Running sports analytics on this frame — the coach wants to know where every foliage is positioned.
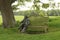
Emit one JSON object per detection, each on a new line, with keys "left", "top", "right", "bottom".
{"left": 42, "top": 4, "right": 49, "bottom": 8}
{"left": 14, "top": 0, "right": 41, "bottom": 13}
{"left": 39, "top": 10, "right": 47, "bottom": 16}
{"left": 13, "top": 10, "right": 48, "bottom": 17}
{"left": 32, "top": 0, "right": 40, "bottom": 14}
{"left": 12, "top": 0, "right": 31, "bottom": 10}
{"left": 13, "top": 10, "right": 32, "bottom": 16}
{"left": 47, "top": 9, "right": 60, "bottom": 16}
{"left": 12, "top": 4, "right": 19, "bottom": 10}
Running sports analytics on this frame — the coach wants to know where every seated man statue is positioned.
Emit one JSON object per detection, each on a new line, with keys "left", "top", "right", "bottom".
{"left": 18, "top": 15, "right": 30, "bottom": 33}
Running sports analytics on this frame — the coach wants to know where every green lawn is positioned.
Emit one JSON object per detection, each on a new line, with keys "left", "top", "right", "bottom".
{"left": 0, "top": 16, "right": 60, "bottom": 40}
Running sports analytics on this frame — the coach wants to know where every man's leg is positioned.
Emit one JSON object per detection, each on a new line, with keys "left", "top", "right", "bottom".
{"left": 21, "top": 25, "right": 27, "bottom": 33}
{"left": 18, "top": 24, "right": 24, "bottom": 31}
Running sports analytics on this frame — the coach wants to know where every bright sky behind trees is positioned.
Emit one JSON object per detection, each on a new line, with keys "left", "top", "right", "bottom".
{"left": 12, "top": 0, "right": 60, "bottom": 11}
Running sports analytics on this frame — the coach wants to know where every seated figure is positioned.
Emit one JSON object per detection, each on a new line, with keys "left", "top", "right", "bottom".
{"left": 18, "top": 16, "right": 30, "bottom": 32}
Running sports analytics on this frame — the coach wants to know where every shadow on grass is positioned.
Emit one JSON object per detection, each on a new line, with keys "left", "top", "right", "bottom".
{"left": 26, "top": 31, "right": 46, "bottom": 34}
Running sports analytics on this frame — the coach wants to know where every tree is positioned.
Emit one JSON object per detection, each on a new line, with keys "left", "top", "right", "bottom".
{"left": 31, "top": 0, "right": 40, "bottom": 16}
{"left": 42, "top": 4, "right": 49, "bottom": 8}
{"left": 0, "top": 0, "right": 16, "bottom": 28}
{"left": 0, "top": 0, "right": 32, "bottom": 28}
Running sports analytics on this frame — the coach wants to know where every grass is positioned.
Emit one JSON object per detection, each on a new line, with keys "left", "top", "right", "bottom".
{"left": 0, "top": 15, "right": 2, "bottom": 24}
{"left": 49, "top": 16, "right": 60, "bottom": 27}
{"left": 0, "top": 16, "right": 60, "bottom": 40}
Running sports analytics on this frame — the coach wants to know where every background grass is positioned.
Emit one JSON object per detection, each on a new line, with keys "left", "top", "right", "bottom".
{"left": 49, "top": 16, "right": 60, "bottom": 27}
{"left": 0, "top": 16, "right": 60, "bottom": 40}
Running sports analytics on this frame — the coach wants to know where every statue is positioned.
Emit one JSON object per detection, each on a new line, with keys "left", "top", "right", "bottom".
{"left": 18, "top": 16, "right": 30, "bottom": 33}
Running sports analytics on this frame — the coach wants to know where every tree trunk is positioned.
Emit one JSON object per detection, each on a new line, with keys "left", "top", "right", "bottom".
{"left": 0, "top": 0, "right": 15, "bottom": 28}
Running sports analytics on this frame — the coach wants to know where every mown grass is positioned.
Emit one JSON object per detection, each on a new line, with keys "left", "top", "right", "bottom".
{"left": 49, "top": 16, "right": 60, "bottom": 27}
{"left": 0, "top": 16, "right": 60, "bottom": 40}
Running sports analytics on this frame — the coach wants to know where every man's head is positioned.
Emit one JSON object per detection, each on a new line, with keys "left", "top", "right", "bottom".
{"left": 24, "top": 15, "right": 28, "bottom": 19}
